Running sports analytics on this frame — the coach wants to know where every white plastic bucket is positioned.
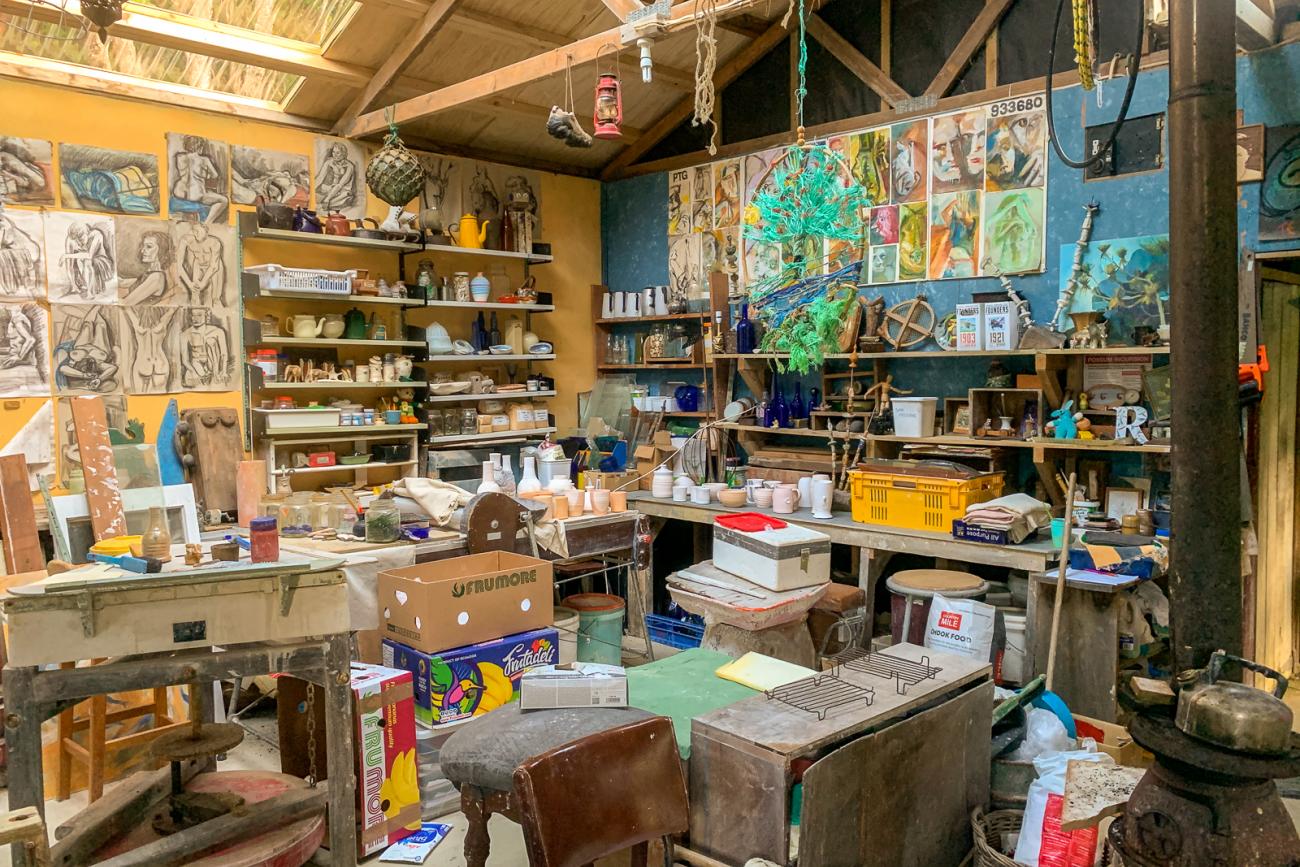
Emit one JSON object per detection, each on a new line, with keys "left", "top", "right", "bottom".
{"left": 892, "top": 397, "right": 938, "bottom": 438}
{"left": 1000, "top": 608, "right": 1027, "bottom": 685}
{"left": 554, "top": 605, "right": 580, "bottom": 665}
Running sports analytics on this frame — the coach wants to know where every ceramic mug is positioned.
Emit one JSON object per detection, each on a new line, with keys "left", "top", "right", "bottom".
{"left": 591, "top": 488, "right": 611, "bottom": 515}
{"left": 772, "top": 485, "right": 800, "bottom": 514}
{"left": 797, "top": 476, "right": 814, "bottom": 507}
{"left": 746, "top": 479, "right": 765, "bottom": 503}
{"left": 610, "top": 490, "right": 628, "bottom": 512}
{"left": 691, "top": 485, "right": 710, "bottom": 505}
{"left": 552, "top": 496, "right": 570, "bottom": 520}
{"left": 673, "top": 486, "right": 689, "bottom": 502}
{"left": 763, "top": 479, "right": 782, "bottom": 489}
{"left": 753, "top": 487, "right": 774, "bottom": 509}
{"left": 566, "top": 488, "right": 584, "bottom": 516}
{"left": 811, "top": 478, "right": 834, "bottom": 519}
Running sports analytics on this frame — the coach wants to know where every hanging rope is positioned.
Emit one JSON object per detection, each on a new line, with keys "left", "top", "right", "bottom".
{"left": 692, "top": 0, "right": 720, "bottom": 155}
{"left": 1072, "top": 0, "right": 1096, "bottom": 90}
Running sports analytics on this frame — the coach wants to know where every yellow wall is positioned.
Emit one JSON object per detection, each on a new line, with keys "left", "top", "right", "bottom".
{"left": 0, "top": 77, "right": 599, "bottom": 483}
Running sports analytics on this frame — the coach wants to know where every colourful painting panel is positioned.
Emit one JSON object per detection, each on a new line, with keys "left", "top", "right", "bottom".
{"left": 850, "top": 128, "right": 891, "bottom": 206}
{"left": 928, "top": 191, "right": 981, "bottom": 279}
{"left": 982, "top": 188, "right": 1045, "bottom": 275}
{"left": 985, "top": 112, "right": 1047, "bottom": 191}
{"left": 890, "top": 120, "right": 928, "bottom": 204}
{"left": 898, "top": 202, "right": 928, "bottom": 281}
{"left": 931, "top": 111, "right": 986, "bottom": 194}
{"left": 1058, "top": 235, "right": 1170, "bottom": 342}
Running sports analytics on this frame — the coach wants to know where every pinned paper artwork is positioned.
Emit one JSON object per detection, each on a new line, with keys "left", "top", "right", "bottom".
{"left": 1060, "top": 234, "right": 1170, "bottom": 341}
{"left": 869, "top": 245, "right": 898, "bottom": 285}
{"left": 116, "top": 217, "right": 177, "bottom": 305}
{"left": 51, "top": 304, "right": 121, "bottom": 395}
{"left": 172, "top": 220, "right": 234, "bottom": 308}
{"left": 121, "top": 305, "right": 181, "bottom": 395}
{"left": 982, "top": 188, "right": 1045, "bottom": 274}
{"left": 313, "top": 137, "right": 366, "bottom": 220}
{"left": 0, "top": 302, "right": 49, "bottom": 397}
{"left": 1260, "top": 126, "right": 1300, "bottom": 240}
{"left": 744, "top": 240, "right": 781, "bottom": 291}
{"left": 931, "top": 110, "right": 986, "bottom": 194}
{"left": 1, "top": 137, "right": 55, "bottom": 205}
{"left": 46, "top": 211, "right": 117, "bottom": 304}
{"left": 890, "top": 120, "right": 928, "bottom": 204}
{"left": 668, "top": 233, "right": 698, "bottom": 301}
{"left": 180, "top": 306, "right": 236, "bottom": 391}
{"left": 667, "top": 168, "right": 690, "bottom": 236}
{"left": 929, "top": 191, "right": 981, "bottom": 279}
{"left": 868, "top": 205, "right": 899, "bottom": 246}
{"left": 0, "top": 207, "right": 44, "bottom": 299}
{"left": 985, "top": 112, "right": 1047, "bottom": 190}
{"left": 166, "top": 133, "right": 230, "bottom": 223}
{"left": 230, "top": 146, "right": 309, "bottom": 207}
{"left": 1237, "top": 125, "right": 1264, "bottom": 183}
{"left": 897, "top": 202, "right": 928, "bottom": 281}
{"left": 60, "top": 144, "right": 160, "bottom": 215}
{"left": 713, "top": 160, "right": 741, "bottom": 229}
{"left": 703, "top": 227, "right": 741, "bottom": 294}
{"left": 850, "top": 128, "right": 891, "bottom": 205}
{"left": 690, "top": 164, "right": 712, "bottom": 232}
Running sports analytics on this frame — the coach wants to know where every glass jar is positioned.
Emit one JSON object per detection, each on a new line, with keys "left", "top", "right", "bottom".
{"left": 461, "top": 408, "right": 478, "bottom": 434}
{"left": 415, "top": 259, "right": 437, "bottom": 298}
{"left": 427, "top": 411, "right": 444, "bottom": 437}
{"left": 249, "top": 516, "right": 279, "bottom": 563}
{"left": 279, "top": 494, "right": 313, "bottom": 537}
{"left": 365, "top": 497, "right": 402, "bottom": 544}
{"left": 442, "top": 408, "right": 461, "bottom": 436}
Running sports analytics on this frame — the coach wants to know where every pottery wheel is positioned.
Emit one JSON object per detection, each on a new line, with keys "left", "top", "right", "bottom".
{"left": 150, "top": 722, "right": 245, "bottom": 763}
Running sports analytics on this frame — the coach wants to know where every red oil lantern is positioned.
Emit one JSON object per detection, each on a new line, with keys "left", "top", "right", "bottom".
{"left": 593, "top": 72, "right": 623, "bottom": 140}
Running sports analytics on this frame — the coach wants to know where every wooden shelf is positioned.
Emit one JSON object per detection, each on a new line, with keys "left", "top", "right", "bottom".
{"left": 290, "top": 460, "right": 416, "bottom": 475}
{"left": 662, "top": 410, "right": 710, "bottom": 417}
{"left": 430, "top": 354, "right": 554, "bottom": 363}
{"left": 421, "top": 242, "right": 553, "bottom": 265}
{"left": 428, "top": 427, "right": 556, "bottom": 446}
{"left": 256, "top": 380, "right": 428, "bottom": 390}
{"left": 238, "top": 212, "right": 422, "bottom": 252}
{"left": 595, "top": 313, "right": 707, "bottom": 325}
{"left": 717, "top": 423, "right": 1170, "bottom": 453}
{"left": 259, "top": 426, "right": 425, "bottom": 441}
{"left": 423, "top": 389, "right": 555, "bottom": 404}
{"left": 422, "top": 300, "right": 555, "bottom": 312}
{"left": 244, "top": 286, "right": 427, "bottom": 307}
{"left": 715, "top": 346, "right": 1170, "bottom": 361}
{"left": 250, "top": 335, "right": 426, "bottom": 349}
{"left": 597, "top": 362, "right": 706, "bottom": 370}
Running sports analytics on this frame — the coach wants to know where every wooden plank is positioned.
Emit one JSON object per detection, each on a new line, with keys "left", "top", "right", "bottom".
{"left": 800, "top": 681, "right": 992, "bottom": 867}
{"left": 1028, "top": 582, "right": 1121, "bottom": 720}
{"left": 69, "top": 397, "right": 127, "bottom": 543}
{"left": 1059, "top": 760, "right": 1145, "bottom": 832}
{"left": 0, "top": 455, "right": 42, "bottom": 574}
{"left": 880, "top": 0, "right": 891, "bottom": 75}
{"left": 923, "top": 0, "right": 1016, "bottom": 98}
{"left": 600, "top": 17, "right": 791, "bottom": 179}
{"left": 984, "top": 0, "right": 999, "bottom": 85}
{"left": 0, "top": 807, "right": 49, "bottom": 867}
{"left": 599, "top": 0, "right": 640, "bottom": 20}
{"left": 342, "top": 0, "right": 774, "bottom": 138}
{"left": 806, "top": 13, "right": 909, "bottom": 106}
{"left": 331, "top": 0, "right": 463, "bottom": 135}
{"left": 688, "top": 726, "right": 789, "bottom": 864}
{"left": 1237, "top": 0, "right": 1277, "bottom": 50}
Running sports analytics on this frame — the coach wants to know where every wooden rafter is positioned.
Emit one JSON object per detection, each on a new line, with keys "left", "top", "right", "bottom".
{"left": 337, "top": 0, "right": 772, "bottom": 138}
{"left": 1237, "top": 0, "right": 1277, "bottom": 49}
{"left": 599, "top": 0, "right": 642, "bottom": 20}
{"left": 923, "top": 0, "right": 1015, "bottom": 98}
{"left": 600, "top": 17, "right": 790, "bottom": 180}
{"left": 805, "top": 13, "right": 908, "bottom": 106}
{"left": 330, "top": 0, "right": 461, "bottom": 134}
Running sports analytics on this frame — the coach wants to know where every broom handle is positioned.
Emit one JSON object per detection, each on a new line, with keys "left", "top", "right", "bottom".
{"left": 1045, "top": 472, "right": 1077, "bottom": 693}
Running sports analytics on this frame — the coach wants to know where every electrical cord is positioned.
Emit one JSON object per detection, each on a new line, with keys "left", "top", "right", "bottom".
{"left": 1045, "top": 0, "right": 1146, "bottom": 170}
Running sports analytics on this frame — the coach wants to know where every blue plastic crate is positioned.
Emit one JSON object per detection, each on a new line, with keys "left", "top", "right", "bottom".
{"left": 646, "top": 614, "right": 705, "bottom": 649}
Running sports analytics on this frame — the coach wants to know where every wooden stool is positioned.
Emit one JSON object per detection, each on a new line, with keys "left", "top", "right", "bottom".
{"left": 53, "top": 662, "right": 184, "bottom": 803}
{"left": 886, "top": 569, "right": 988, "bottom": 645}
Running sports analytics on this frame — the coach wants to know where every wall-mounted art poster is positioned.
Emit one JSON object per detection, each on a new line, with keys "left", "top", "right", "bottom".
{"left": 1260, "top": 126, "right": 1300, "bottom": 240}
{"left": 1237, "top": 124, "right": 1264, "bottom": 183}
{"left": 116, "top": 216, "right": 177, "bottom": 305}
{"left": 0, "top": 302, "right": 49, "bottom": 397}
{"left": 713, "top": 159, "right": 741, "bottom": 229}
{"left": 869, "top": 245, "right": 898, "bottom": 285}
{"left": 850, "top": 128, "right": 891, "bottom": 206}
{"left": 869, "top": 205, "right": 899, "bottom": 246}
{"left": 929, "top": 191, "right": 981, "bottom": 279}
{"left": 982, "top": 188, "right": 1045, "bottom": 275}
{"left": 415, "top": 153, "right": 455, "bottom": 225}
{"left": 690, "top": 164, "right": 712, "bottom": 233}
{"left": 0, "top": 207, "right": 44, "bottom": 299}
{"left": 1060, "top": 234, "right": 1170, "bottom": 342}
{"left": 985, "top": 111, "right": 1047, "bottom": 191}
{"left": 897, "top": 201, "right": 928, "bottom": 281}
{"left": 407, "top": 153, "right": 542, "bottom": 246}
{"left": 171, "top": 220, "right": 234, "bottom": 308}
{"left": 121, "top": 305, "right": 181, "bottom": 395}
{"left": 668, "top": 233, "right": 698, "bottom": 302}
{"left": 931, "top": 110, "right": 986, "bottom": 195}
{"left": 890, "top": 120, "right": 929, "bottom": 205}
{"left": 826, "top": 238, "right": 855, "bottom": 273}
{"left": 313, "top": 137, "right": 366, "bottom": 220}
{"left": 744, "top": 241, "right": 781, "bottom": 293}
{"left": 180, "top": 306, "right": 236, "bottom": 392}
{"left": 230, "top": 146, "right": 309, "bottom": 207}
{"left": 59, "top": 144, "right": 160, "bottom": 215}
{"left": 166, "top": 133, "right": 230, "bottom": 223}
{"left": 1, "top": 136, "right": 55, "bottom": 205}
{"left": 45, "top": 211, "right": 117, "bottom": 303}
{"left": 667, "top": 167, "right": 690, "bottom": 236}
{"left": 704, "top": 227, "right": 741, "bottom": 294}
{"left": 51, "top": 304, "right": 121, "bottom": 395}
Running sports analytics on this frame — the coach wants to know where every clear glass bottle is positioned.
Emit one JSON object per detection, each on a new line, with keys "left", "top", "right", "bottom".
{"left": 365, "top": 496, "right": 402, "bottom": 543}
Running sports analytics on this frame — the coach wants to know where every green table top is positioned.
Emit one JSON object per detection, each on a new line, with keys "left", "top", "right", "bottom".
{"left": 627, "top": 647, "right": 759, "bottom": 758}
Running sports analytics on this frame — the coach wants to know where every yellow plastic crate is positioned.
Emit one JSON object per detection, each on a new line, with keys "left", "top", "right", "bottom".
{"left": 849, "top": 469, "right": 1005, "bottom": 532}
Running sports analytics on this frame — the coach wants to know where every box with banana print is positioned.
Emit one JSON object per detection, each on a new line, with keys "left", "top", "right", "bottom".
{"left": 383, "top": 627, "right": 559, "bottom": 728}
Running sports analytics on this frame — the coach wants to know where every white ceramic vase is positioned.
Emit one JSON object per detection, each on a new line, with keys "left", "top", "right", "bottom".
{"left": 518, "top": 456, "right": 543, "bottom": 496}
{"left": 478, "top": 461, "right": 502, "bottom": 494}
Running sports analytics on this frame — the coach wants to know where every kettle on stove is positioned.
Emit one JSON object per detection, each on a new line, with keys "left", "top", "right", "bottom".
{"left": 1174, "top": 649, "right": 1293, "bottom": 755}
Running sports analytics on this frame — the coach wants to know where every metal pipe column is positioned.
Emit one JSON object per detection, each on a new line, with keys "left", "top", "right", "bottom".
{"left": 1167, "top": 0, "right": 1242, "bottom": 670}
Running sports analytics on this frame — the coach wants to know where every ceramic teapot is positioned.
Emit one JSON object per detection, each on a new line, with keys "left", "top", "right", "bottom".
{"left": 324, "top": 212, "right": 351, "bottom": 236}
{"left": 321, "top": 313, "right": 346, "bottom": 339}
{"left": 293, "top": 207, "right": 322, "bottom": 234}
{"left": 283, "top": 315, "right": 324, "bottom": 338}
{"left": 343, "top": 307, "right": 368, "bottom": 340}
{"left": 447, "top": 214, "right": 489, "bottom": 249}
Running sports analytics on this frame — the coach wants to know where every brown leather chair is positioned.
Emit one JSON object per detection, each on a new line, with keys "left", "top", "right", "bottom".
{"left": 512, "top": 716, "right": 688, "bottom": 867}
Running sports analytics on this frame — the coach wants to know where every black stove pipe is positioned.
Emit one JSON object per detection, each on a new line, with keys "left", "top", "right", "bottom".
{"left": 1167, "top": 0, "right": 1243, "bottom": 670}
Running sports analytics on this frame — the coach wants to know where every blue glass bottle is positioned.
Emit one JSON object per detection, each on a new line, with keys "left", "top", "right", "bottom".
{"left": 735, "top": 302, "right": 755, "bottom": 355}
{"left": 774, "top": 384, "right": 790, "bottom": 428}
{"left": 791, "top": 381, "right": 806, "bottom": 420}
{"left": 764, "top": 378, "right": 778, "bottom": 426}
{"left": 809, "top": 387, "right": 822, "bottom": 412}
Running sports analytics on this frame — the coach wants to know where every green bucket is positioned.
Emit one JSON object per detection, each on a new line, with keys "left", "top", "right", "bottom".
{"left": 561, "top": 593, "right": 625, "bottom": 665}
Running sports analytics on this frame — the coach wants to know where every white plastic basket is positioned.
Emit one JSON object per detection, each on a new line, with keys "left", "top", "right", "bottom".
{"left": 245, "top": 264, "right": 355, "bottom": 295}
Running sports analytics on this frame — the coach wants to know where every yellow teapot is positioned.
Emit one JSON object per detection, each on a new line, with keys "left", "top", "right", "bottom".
{"left": 447, "top": 213, "right": 489, "bottom": 249}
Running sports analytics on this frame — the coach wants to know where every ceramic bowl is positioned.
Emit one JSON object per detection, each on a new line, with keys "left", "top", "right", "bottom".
{"left": 451, "top": 340, "right": 475, "bottom": 355}
{"left": 528, "top": 342, "right": 554, "bottom": 355}
{"left": 702, "top": 482, "right": 728, "bottom": 501}
{"left": 339, "top": 453, "right": 369, "bottom": 465}
{"left": 429, "top": 381, "right": 471, "bottom": 395}
{"left": 489, "top": 345, "right": 514, "bottom": 355}
{"left": 717, "top": 489, "right": 747, "bottom": 508}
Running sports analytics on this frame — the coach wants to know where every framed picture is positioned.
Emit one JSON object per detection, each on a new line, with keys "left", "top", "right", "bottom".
{"left": 946, "top": 398, "right": 972, "bottom": 435}
{"left": 1104, "top": 487, "right": 1145, "bottom": 520}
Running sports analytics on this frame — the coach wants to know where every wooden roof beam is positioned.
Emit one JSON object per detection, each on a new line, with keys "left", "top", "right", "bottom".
{"left": 1237, "top": 0, "right": 1277, "bottom": 49}
{"left": 600, "top": 16, "right": 790, "bottom": 180}
{"left": 923, "top": 0, "right": 1015, "bottom": 98}
{"left": 805, "top": 13, "right": 908, "bottom": 106}
{"left": 599, "top": 0, "right": 642, "bottom": 20}
{"left": 331, "top": 0, "right": 461, "bottom": 134}
{"left": 338, "top": 0, "right": 771, "bottom": 138}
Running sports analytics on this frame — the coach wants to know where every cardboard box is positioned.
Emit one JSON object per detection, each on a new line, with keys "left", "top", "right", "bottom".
{"left": 277, "top": 664, "right": 420, "bottom": 857}
{"left": 383, "top": 627, "right": 559, "bottom": 727}
{"left": 379, "top": 551, "right": 553, "bottom": 655}
{"left": 1074, "top": 714, "right": 1154, "bottom": 768}
{"left": 955, "top": 303, "right": 984, "bottom": 351}
{"left": 519, "top": 663, "right": 629, "bottom": 710}
{"left": 982, "top": 301, "right": 1020, "bottom": 352}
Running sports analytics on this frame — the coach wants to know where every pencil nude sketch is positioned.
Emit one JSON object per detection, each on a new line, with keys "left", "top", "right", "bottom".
{"left": 181, "top": 307, "right": 234, "bottom": 391}
{"left": 0, "top": 206, "right": 43, "bottom": 299}
{"left": 51, "top": 304, "right": 121, "bottom": 395}
{"left": 57, "top": 395, "right": 126, "bottom": 486}
{"left": 115, "top": 216, "right": 176, "bottom": 305}
{"left": 122, "top": 305, "right": 181, "bottom": 394}
{"left": 166, "top": 133, "right": 230, "bottom": 224}
{"left": 230, "top": 146, "right": 309, "bottom": 207}
{"left": 1, "top": 137, "right": 55, "bottom": 205}
{"left": 313, "top": 137, "right": 365, "bottom": 220}
{"left": 171, "top": 219, "right": 233, "bottom": 307}
{"left": 46, "top": 211, "right": 117, "bottom": 304}
{"left": 59, "top": 143, "right": 160, "bottom": 215}
{"left": 0, "top": 302, "right": 49, "bottom": 397}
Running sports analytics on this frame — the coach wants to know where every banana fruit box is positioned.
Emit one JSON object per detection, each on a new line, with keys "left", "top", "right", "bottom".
{"left": 383, "top": 627, "right": 558, "bottom": 727}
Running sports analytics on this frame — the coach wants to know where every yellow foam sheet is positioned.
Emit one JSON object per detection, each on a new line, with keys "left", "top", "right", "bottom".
{"left": 715, "top": 652, "right": 817, "bottom": 692}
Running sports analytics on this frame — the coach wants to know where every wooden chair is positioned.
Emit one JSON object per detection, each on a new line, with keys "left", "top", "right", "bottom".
{"left": 53, "top": 662, "right": 184, "bottom": 803}
{"left": 512, "top": 716, "right": 688, "bottom": 867}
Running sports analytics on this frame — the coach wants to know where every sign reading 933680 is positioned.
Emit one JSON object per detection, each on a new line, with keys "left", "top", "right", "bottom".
{"left": 988, "top": 95, "right": 1046, "bottom": 118}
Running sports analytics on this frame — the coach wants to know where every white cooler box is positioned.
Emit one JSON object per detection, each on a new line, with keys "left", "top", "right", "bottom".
{"left": 712, "top": 520, "right": 831, "bottom": 591}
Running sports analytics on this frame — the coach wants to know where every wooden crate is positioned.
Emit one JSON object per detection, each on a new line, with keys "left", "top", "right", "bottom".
{"left": 968, "top": 388, "right": 1044, "bottom": 439}
{"left": 944, "top": 398, "right": 971, "bottom": 435}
